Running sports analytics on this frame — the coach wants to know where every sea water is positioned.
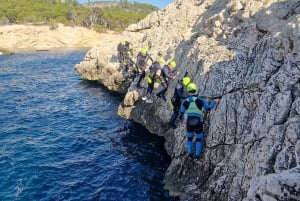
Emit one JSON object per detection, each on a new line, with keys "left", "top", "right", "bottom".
{"left": 0, "top": 50, "right": 178, "bottom": 201}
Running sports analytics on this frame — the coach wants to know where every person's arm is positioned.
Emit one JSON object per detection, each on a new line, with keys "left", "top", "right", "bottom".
{"left": 199, "top": 98, "right": 216, "bottom": 110}
{"left": 147, "top": 54, "right": 153, "bottom": 63}
{"left": 176, "top": 84, "right": 185, "bottom": 99}
{"left": 183, "top": 70, "right": 188, "bottom": 77}
{"left": 162, "top": 67, "right": 175, "bottom": 79}
{"left": 179, "top": 100, "right": 188, "bottom": 122}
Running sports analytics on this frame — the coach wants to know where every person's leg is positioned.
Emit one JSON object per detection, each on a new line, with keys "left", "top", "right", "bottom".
{"left": 169, "top": 99, "right": 180, "bottom": 128}
{"left": 118, "top": 52, "right": 122, "bottom": 63}
{"left": 195, "top": 122, "right": 204, "bottom": 159}
{"left": 186, "top": 132, "right": 193, "bottom": 157}
{"left": 131, "top": 70, "right": 136, "bottom": 81}
{"left": 161, "top": 88, "right": 167, "bottom": 101}
{"left": 169, "top": 110, "right": 179, "bottom": 128}
{"left": 146, "top": 82, "right": 154, "bottom": 96}
{"left": 136, "top": 70, "right": 145, "bottom": 88}
{"left": 186, "top": 120, "right": 195, "bottom": 158}
{"left": 156, "top": 83, "right": 167, "bottom": 101}
{"left": 195, "top": 133, "right": 203, "bottom": 159}
{"left": 143, "top": 83, "right": 154, "bottom": 103}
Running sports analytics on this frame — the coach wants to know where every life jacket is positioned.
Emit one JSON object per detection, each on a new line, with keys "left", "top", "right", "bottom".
{"left": 186, "top": 96, "right": 203, "bottom": 121}
{"left": 123, "top": 50, "right": 133, "bottom": 65}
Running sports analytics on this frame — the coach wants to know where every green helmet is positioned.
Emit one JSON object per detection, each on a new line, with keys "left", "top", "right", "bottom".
{"left": 181, "top": 76, "right": 191, "bottom": 86}
{"left": 187, "top": 83, "right": 197, "bottom": 92}
{"left": 169, "top": 60, "right": 176, "bottom": 68}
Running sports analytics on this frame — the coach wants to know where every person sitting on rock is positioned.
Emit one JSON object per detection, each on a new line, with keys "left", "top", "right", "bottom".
{"left": 168, "top": 75, "right": 190, "bottom": 128}
{"left": 135, "top": 46, "right": 153, "bottom": 88}
{"left": 142, "top": 56, "right": 165, "bottom": 103}
{"left": 156, "top": 60, "right": 177, "bottom": 101}
{"left": 179, "top": 83, "right": 220, "bottom": 161}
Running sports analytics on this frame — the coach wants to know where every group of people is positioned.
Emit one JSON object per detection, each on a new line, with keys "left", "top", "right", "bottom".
{"left": 117, "top": 40, "right": 220, "bottom": 162}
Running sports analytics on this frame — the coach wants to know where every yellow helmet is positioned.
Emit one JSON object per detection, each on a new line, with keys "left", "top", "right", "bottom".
{"left": 169, "top": 60, "right": 176, "bottom": 68}
{"left": 140, "top": 47, "right": 148, "bottom": 55}
{"left": 187, "top": 83, "right": 197, "bottom": 92}
{"left": 158, "top": 57, "right": 165, "bottom": 64}
{"left": 181, "top": 76, "right": 191, "bottom": 86}
{"left": 121, "top": 39, "right": 125, "bottom": 45}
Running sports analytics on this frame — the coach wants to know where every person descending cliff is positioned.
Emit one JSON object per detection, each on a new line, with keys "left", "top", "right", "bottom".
{"left": 123, "top": 49, "right": 137, "bottom": 82}
{"left": 168, "top": 75, "right": 190, "bottom": 129}
{"left": 142, "top": 56, "right": 165, "bottom": 103}
{"left": 135, "top": 47, "right": 153, "bottom": 88}
{"left": 156, "top": 60, "right": 177, "bottom": 101}
{"left": 179, "top": 83, "right": 220, "bottom": 161}
{"left": 117, "top": 40, "right": 130, "bottom": 63}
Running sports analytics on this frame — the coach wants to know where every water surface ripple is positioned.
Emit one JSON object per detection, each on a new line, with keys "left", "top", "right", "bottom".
{"left": 0, "top": 51, "right": 177, "bottom": 201}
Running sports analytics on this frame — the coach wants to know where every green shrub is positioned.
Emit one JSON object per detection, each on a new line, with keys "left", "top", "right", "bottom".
{"left": 0, "top": 0, "right": 158, "bottom": 31}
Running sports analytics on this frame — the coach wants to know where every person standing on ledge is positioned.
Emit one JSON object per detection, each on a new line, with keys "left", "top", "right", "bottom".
{"left": 156, "top": 60, "right": 177, "bottom": 101}
{"left": 179, "top": 83, "right": 220, "bottom": 161}
{"left": 135, "top": 46, "right": 153, "bottom": 88}
{"left": 168, "top": 75, "right": 190, "bottom": 129}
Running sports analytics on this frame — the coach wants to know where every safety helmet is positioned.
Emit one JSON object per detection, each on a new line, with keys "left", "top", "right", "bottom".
{"left": 169, "top": 60, "right": 176, "bottom": 68}
{"left": 187, "top": 83, "right": 197, "bottom": 93}
{"left": 181, "top": 76, "right": 191, "bottom": 86}
{"left": 158, "top": 57, "right": 165, "bottom": 64}
{"left": 121, "top": 39, "right": 125, "bottom": 45}
{"left": 140, "top": 47, "right": 147, "bottom": 55}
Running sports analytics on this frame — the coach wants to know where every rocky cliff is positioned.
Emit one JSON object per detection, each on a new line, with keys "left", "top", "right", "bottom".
{"left": 75, "top": 0, "right": 300, "bottom": 200}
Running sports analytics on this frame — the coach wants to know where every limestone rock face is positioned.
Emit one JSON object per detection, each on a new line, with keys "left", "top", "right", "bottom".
{"left": 75, "top": 0, "right": 300, "bottom": 200}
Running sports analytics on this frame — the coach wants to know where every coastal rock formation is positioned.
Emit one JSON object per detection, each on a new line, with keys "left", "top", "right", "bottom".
{"left": 0, "top": 23, "right": 103, "bottom": 53}
{"left": 75, "top": 0, "right": 300, "bottom": 200}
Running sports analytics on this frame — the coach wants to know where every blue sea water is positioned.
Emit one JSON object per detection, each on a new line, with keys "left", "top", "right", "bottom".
{"left": 0, "top": 50, "right": 177, "bottom": 201}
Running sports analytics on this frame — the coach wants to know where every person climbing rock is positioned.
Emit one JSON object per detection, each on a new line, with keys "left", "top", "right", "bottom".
{"left": 123, "top": 49, "right": 137, "bottom": 81}
{"left": 179, "top": 83, "right": 220, "bottom": 161}
{"left": 135, "top": 46, "right": 153, "bottom": 88}
{"left": 168, "top": 75, "right": 190, "bottom": 128}
{"left": 156, "top": 60, "right": 177, "bottom": 101}
{"left": 142, "top": 56, "right": 165, "bottom": 104}
{"left": 117, "top": 40, "right": 130, "bottom": 63}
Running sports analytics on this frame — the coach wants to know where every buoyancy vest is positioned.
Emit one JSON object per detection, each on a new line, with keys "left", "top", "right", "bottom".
{"left": 149, "top": 62, "right": 163, "bottom": 81}
{"left": 186, "top": 96, "right": 203, "bottom": 121}
{"left": 123, "top": 50, "right": 134, "bottom": 65}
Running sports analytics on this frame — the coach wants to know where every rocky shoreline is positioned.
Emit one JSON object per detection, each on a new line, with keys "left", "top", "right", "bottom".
{"left": 0, "top": 24, "right": 117, "bottom": 54}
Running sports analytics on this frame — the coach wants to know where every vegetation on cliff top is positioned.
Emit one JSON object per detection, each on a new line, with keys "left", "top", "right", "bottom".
{"left": 0, "top": 0, "right": 157, "bottom": 32}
